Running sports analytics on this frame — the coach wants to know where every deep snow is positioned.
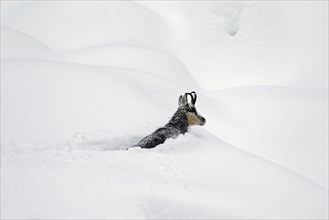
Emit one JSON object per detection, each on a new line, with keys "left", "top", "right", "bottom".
{"left": 2, "top": 129, "right": 328, "bottom": 219}
{"left": 1, "top": 1, "right": 328, "bottom": 219}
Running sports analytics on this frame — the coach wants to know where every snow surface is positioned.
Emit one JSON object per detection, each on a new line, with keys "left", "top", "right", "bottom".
{"left": 1, "top": 1, "right": 328, "bottom": 219}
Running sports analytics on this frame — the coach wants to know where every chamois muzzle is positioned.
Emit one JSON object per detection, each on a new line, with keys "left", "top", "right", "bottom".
{"left": 200, "top": 116, "right": 206, "bottom": 126}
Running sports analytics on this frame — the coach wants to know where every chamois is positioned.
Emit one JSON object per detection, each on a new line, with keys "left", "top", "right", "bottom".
{"left": 133, "top": 91, "right": 206, "bottom": 149}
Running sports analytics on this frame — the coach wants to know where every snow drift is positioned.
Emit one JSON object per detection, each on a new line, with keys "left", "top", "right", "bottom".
{"left": 2, "top": 129, "right": 327, "bottom": 219}
{"left": 1, "top": 1, "right": 328, "bottom": 219}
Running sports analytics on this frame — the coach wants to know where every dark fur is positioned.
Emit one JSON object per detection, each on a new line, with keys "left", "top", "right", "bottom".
{"left": 135, "top": 109, "right": 188, "bottom": 149}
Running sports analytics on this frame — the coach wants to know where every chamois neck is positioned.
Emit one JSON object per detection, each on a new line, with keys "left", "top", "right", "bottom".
{"left": 166, "top": 108, "right": 188, "bottom": 134}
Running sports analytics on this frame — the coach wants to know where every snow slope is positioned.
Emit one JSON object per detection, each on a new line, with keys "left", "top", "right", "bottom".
{"left": 1, "top": 1, "right": 328, "bottom": 219}
{"left": 2, "top": 129, "right": 327, "bottom": 219}
{"left": 140, "top": 1, "right": 328, "bottom": 91}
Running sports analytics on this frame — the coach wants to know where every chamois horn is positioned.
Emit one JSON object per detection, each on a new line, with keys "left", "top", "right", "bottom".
{"left": 187, "top": 91, "right": 197, "bottom": 105}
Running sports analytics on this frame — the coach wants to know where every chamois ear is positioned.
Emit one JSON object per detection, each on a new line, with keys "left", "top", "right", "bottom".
{"left": 182, "top": 93, "right": 188, "bottom": 106}
{"left": 178, "top": 95, "right": 183, "bottom": 107}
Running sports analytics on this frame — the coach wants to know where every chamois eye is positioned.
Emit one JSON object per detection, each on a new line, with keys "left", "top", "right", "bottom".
{"left": 189, "top": 107, "right": 196, "bottom": 113}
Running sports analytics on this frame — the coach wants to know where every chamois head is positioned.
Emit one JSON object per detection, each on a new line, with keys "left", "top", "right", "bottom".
{"left": 178, "top": 91, "right": 206, "bottom": 126}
